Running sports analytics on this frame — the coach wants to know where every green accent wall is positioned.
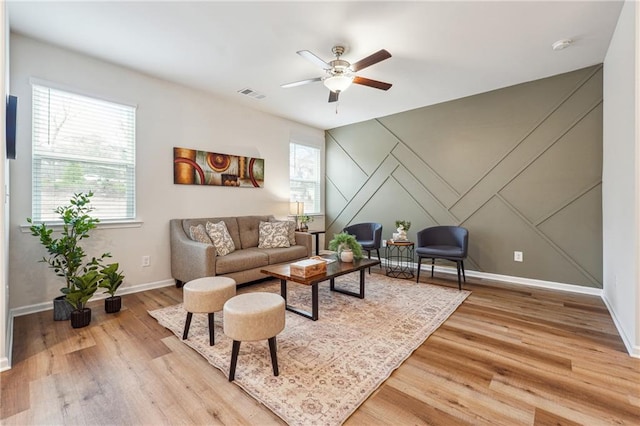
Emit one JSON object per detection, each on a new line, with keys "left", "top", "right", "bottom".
{"left": 326, "top": 65, "right": 603, "bottom": 288}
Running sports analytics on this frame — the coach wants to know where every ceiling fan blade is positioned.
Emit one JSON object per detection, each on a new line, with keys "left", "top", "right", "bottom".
{"left": 297, "top": 50, "right": 331, "bottom": 70}
{"left": 350, "top": 49, "right": 391, "bottom": 72}
{"left": 353, "top": 76, "right": 392, "bottom": 91}
{"left": 281, "top": 77, "right": 323, "bottom": 88}
{"left": 328, "top": 91, "right": 339, "bottom": 103}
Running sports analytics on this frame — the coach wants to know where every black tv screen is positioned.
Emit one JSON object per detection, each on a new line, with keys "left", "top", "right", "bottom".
{"left": 6, "top": 95, "right": 17, "bottom": 160}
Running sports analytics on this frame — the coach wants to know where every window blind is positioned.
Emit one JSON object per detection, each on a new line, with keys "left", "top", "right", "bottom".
{"left": 289, "top": 142, "right": 321, "bottom": 214}
{"left": 31, "top": 84, "right": 136, "bottom": 222}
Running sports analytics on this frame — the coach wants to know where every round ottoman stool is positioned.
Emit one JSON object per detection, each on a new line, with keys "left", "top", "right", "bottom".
{"left": 182, "top": 276, "right": 236, "bottom": 346}
{"left": 223, "top": 292, "right": 285, "bottom": 382}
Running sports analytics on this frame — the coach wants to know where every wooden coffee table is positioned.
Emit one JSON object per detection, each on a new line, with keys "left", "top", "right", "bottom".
{"left": 260, "top": 257, "right": 380, "bottom": 321}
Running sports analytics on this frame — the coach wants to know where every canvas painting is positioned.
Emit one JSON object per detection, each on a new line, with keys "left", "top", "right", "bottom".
{"left": 173, "top": 147, "right": 264, "bottom": 187}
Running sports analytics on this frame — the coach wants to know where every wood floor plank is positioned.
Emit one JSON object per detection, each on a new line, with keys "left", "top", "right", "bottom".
{"left": 2, "top": 274, "right": 638, "bottom": 425}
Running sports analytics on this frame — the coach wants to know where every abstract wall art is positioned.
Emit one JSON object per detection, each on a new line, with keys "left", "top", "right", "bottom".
{"left": 173, "top": 147, "right": 264, "bottom": 188}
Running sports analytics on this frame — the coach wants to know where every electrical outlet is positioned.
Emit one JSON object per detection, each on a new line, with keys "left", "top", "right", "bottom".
{"left": 514, "top": 251, "right": 523, "bottom": 262}
{"left": 142, "top": 255, "right": 150, "bottom": 267}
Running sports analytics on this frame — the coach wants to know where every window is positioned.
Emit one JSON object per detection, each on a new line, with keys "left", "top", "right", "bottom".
{"left": 290, "top": 142, "right": 321, "bottom": 214}
{"left": 31, "top": 83, "right": 136, "bottom": 222}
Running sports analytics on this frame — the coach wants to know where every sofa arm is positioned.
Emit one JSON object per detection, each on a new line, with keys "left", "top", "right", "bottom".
{"left": 295, "top": 231, "right": 313, "bottom": 258}
{"left": 170, "top": 219, "right": 217, "bottom": 284}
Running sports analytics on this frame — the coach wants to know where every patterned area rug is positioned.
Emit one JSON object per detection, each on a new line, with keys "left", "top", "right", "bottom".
{"left": 149, "top": 273, "right": 470, "bottom": 425}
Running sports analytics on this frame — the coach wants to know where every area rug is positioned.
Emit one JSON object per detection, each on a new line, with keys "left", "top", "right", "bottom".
{"left": 149, "top": 273, "right": 470, "bottom": 425}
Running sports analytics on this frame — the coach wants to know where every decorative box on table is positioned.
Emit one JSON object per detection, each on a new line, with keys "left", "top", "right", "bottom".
{"left": 290, "top": 258, "right": 327, "bottom": 277}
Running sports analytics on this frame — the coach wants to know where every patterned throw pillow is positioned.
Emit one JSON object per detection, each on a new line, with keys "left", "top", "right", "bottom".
{"left": 205, "top": 221, "right": 236, "bottom": 256}
{"left": 269, "top": 219, "right": 297, "bottom": 246}
{"left": 258, "top": 221, "right": 291, "bottom": 249}
{"left": 189, "top": 224, "right": 212, "bottom": 245}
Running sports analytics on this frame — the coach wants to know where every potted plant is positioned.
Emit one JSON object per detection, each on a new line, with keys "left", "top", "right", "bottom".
{"left": 27, "top": 191, "right": 112, "bottom": 321}
{"left": 328, "top": 232, "right": 364, "bottom": 262}
{"left": 65, "top": 268, "right": 102, "bottom": 328}
{"left": 394, "top": 220, "right": 411, "bottom": 241}
{"left": 299, "top": 215, "right": 314, "bottom": 232}
{"left": 99, "top": 262, "right": 125, "bottom": 313}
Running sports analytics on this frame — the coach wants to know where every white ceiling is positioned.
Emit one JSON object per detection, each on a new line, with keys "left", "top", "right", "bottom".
{"left": 7, "top": 1, "right": 624, "bottom": 130}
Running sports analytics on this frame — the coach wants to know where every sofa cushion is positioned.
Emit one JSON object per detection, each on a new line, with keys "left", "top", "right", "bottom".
{"left": 206, "top": 221, "right": 236, "bottom": 256}
{"left": 183, "top": 217, "right": 241, "bottom": 249}
{"left": 258, "top": 221, "right": 291, "bottom": 249}
{"left": 237, "top": 215, "right": 274, "bottom": 248}
{"left": 215, "top": 248, "right": 269, "bottom": 275}
{"left": 260, "top": 245, "right": 309, "bottom": 265}
{"left": 269, "top": 218, "right": 297, "bottom": 246}
{"left": 189, "top": 224, "right": 212, "bottom": 245}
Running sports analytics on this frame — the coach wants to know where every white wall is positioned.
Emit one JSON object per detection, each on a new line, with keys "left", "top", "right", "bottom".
{"left": 8, "top": 34, "right": 324, "bottom": 312}
{"left": 1, "top": 1, "right": 10, "bottom": 371}
{"left": 602, "top": 0, "right": 640, "bottom": 357}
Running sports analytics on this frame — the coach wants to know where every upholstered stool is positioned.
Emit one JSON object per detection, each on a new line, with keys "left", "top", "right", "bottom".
{"left": 182, "top": 276, "right": 236, "bottom": 346}
{"left": 223, "top": 292, "right": 285, "bottom": 382}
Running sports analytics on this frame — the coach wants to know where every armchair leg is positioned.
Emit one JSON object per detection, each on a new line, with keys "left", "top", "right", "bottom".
{"left": 376, "top": 249, "right": 382, "bottom": 268}
{"left": 367, "top": 250, "right": 371, "bottom": 274}
{"left": 456, "top": 261, "right": 462, "bottom": 290}
{"left": 461, "top": 260, "right": 466, "bottom": 282}
{"left": 416, "top": 257, "right": 422, "bottom": 283}
{"left": 431, "top": 258, "right": 435, "bottom": 277}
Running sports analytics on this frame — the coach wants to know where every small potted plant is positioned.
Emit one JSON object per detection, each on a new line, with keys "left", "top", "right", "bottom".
{"left": 65, "top": 268, "right": 101, "bottom": 328}
{"left": 99, "top": 262, "right": 125, "bottom": 313}
{"left": 299, "top": 215, "right": 313, "bottom": 232}
{"left": 328, "top": 232, "right": 363, "bottom": 262}
{"left": 394, "top": 220, "right": 411, "bottom": 241}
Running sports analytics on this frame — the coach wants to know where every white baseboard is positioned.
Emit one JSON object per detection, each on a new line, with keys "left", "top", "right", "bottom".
{"left": 601, "top": 294, "right": 640, "bottom": 358}
{"left": 0, "top": 356, "right": 10, "bottom": 372}
{"left": 9, "top": 279, "right": 175, "bottom": 318}
{"left": 413, "top": 262, "right": 603, "bottom": 296}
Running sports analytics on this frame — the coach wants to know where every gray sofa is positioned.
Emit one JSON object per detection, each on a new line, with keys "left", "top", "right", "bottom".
{"left": 170, "top": 215, "right": 312, "bottom": 287}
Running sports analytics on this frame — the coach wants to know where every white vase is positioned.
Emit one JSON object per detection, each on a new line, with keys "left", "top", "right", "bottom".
{"left": 340, "top": 249, "right": 354, "bottom": 262}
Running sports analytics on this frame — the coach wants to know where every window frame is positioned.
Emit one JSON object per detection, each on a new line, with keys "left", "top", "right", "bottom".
{"left": 289, "top": 141, "right": 322, "bottom": 216}
{"left": 30, "top": 79, "right": 137, "bottom": 224}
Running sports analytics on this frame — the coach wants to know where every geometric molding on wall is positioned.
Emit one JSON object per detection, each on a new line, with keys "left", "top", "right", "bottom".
{"left": 537, "top": 184, "right": 603, "bottom": 285}
{"left": 391, "top": 142, "right": 459, "bottom": 208}
{"left": 499, "top": 103, "right": 603, "bottom": 224}
{"left": 327, "top": 155, "right": 399, "bottom": 236}
{"left": 326, "top": 65, "right": 604, "bottom": 286}
{"left": 327, "top": 120, "right": 398, "bottom": 176}
{"left": 464, "top": 195, "right": 600, "bottom": 287}
{"left": 378, "top": 67, "right": 598, "bottom": 196}
{"left": 325, "top": 135, "right": 369, "bottom": 200}
{"left": 325, "top": 177, "right": 349, "bottom": 226}
{"left": 391, "top": 165, "right": 459, "bottom": 225}
{"left": 450, "top": 66, "right": 603, "bottom": 222}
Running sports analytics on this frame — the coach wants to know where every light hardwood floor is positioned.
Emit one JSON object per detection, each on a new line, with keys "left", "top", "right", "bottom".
{"left": 2, "top": 272, "right": 639, "bottom": 425}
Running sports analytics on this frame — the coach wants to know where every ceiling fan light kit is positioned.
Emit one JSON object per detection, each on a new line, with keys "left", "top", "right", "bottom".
{"left": 282, "top": 45, "right": 392, "bottom": 103}
{"left": 323, "top": 75, "right": 354, "bottom": 93}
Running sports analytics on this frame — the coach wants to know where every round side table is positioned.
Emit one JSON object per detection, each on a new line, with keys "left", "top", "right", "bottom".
{"left": 385, "top": 240, "right": 415, "bottom": 279}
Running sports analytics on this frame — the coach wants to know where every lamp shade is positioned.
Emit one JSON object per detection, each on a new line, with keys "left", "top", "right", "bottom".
{"left": 323, "top": 75, "right": 353, "bottom": 93}
{"left": 289, "top": 201, "right": 304, "bottom": 215}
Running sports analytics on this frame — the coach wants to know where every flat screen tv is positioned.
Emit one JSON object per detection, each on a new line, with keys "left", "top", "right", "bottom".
{"left": 6, "top": 95, "right": 17, "bottom": 160}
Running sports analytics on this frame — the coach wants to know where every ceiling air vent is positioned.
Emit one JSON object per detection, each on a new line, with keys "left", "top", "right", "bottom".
{"left": 237, "top": 88, "right": 266, "bottom": 100}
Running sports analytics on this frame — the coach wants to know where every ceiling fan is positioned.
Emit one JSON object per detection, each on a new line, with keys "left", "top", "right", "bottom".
{"left": 281, "top": 46, "right": 392, "bottom": 103}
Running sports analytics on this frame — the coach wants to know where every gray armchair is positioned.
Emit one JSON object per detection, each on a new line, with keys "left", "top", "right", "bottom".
{"left": 343, "top": 222, "right": 383, "bottom": 267}
{"left": 416, "top": 226, "right": 468, "bottom": 290}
